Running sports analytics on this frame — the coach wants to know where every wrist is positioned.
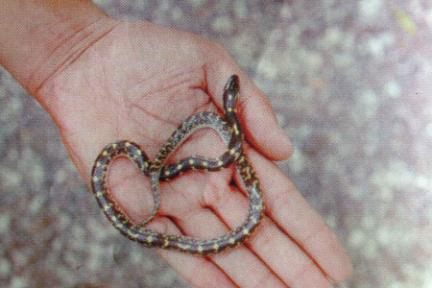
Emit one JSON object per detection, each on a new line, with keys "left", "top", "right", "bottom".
{"left": 0, "top": 0, "right": 118, "bottom": 96}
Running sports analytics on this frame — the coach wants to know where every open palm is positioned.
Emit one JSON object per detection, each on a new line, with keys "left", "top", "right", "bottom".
{"left": 36, "top": 20, "right": 351, "bottom": 288}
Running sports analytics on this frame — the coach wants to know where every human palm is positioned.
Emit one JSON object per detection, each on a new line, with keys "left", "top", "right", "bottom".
{"left": 36, "top": 21, "right": 351, "bottom": 287}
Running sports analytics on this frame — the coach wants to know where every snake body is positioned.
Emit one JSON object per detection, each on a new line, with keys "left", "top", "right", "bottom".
{"left": 91, "top": 75, "right": 264, "bottom": 254}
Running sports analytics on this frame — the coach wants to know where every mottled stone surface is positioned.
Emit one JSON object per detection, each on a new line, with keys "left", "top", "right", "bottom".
{"left": 1, "top": 0, "right": 432, "bottom": 287}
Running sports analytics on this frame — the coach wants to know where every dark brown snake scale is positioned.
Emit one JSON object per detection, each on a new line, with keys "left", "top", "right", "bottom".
{"left": 91, "top": 75, "right": 264, "bottom": 254}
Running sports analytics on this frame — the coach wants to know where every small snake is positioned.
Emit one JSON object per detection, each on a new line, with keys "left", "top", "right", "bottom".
{"left": 91, "top": 75, "right": 264, "bottom": 254}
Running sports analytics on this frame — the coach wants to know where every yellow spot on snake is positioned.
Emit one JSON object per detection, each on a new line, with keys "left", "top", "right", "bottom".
{"left": 146, "top": 235, "right": 153, "bottom": 243}
{"left": 163, "top": 239, "right": 170, "bottom": 247}
{"left": 164, "top": 170, "right": 170, "bottom": 176}
{"left": 125, "top": 142, "right": 131, "bottom": 147}
{"left": 92, "top": 176, "right": 99, "bottom": 182}
{"left": 177, "top": 164, "right": 183, "bottom": 170}
{"left": 217, "top": 160, "right": 223, "bottom": 166}
{"left": 102, "top": 150, "right": 108, "bottom": 156}
{"left": 229, "top": 148, "right": 236, "bottom": 155}
{"left": 233, "top": 124, "right": 240, "bottom": 135}
{"left": 189, "top": 159, "right": 194, "bottom": 165}
{"left": 197, "top": 246, "right": 204, "bottom": 253}
{"left": 213, "top": 243, "right": 220, "bottom": 251}
{"left": 202, "top": 161, "right": 208, "bottom": 167}
{"left": 227, "top": 107, "right": 233, "bottom": 112}
{"left": 178, "top": 243, "right": 190, "bottom": 250}
{"left": 112, "top": 143, "right": 118, "bottom": 148}
{"left": 95, "top": 191, "right": 104, "bottom": 197}
{"left": 103, "top": 204, "right": 112, "bottom": 212}
{"left": 229, "top": 238, "right": 235, "bottom": 244}
{"left": 242, "top": 228, "right": 250, "bottom": 236}
{"left": 253, "top": 204, "right": 262, "bottom": 211}
{"left": 128, "top": 230, "right": 138, "bottom": 238}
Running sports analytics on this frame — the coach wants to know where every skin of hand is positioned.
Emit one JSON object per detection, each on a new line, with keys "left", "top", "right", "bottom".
{"left": 1, "top": 2, "right": 353, "bottom": 288}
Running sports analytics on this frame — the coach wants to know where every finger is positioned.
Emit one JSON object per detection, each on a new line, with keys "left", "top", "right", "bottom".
{"left": 159, "top": 175, "right": 288, "bottom": 288}
{"left": 204, "top": 50, "right": 292, "bottom": 161}
{"left": 244, "top": 148, "right": 353, "bottom": 283}
{"left": 146, "top": 217, "right": 237, "bottom": 288}
{"left": 200, "top": 176, "right": 331, "bottom": 287}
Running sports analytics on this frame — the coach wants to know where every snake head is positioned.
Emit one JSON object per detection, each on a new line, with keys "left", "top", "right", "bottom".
{"left": 223, "top": 75, "right": 240, "bottom": 107}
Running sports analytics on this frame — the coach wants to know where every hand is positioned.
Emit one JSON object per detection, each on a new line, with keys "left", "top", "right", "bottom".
{"left": 33, "top": 20, "right": 352, "bottom": 288}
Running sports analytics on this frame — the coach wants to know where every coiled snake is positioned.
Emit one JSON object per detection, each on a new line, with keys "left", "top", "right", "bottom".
{"left": 91, "top": 75, "right": 264, "bottom": 254}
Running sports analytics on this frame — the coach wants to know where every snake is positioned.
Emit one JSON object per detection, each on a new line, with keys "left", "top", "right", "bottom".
{"left": 90, "top": 75, "right": 264, "bottom": 254}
